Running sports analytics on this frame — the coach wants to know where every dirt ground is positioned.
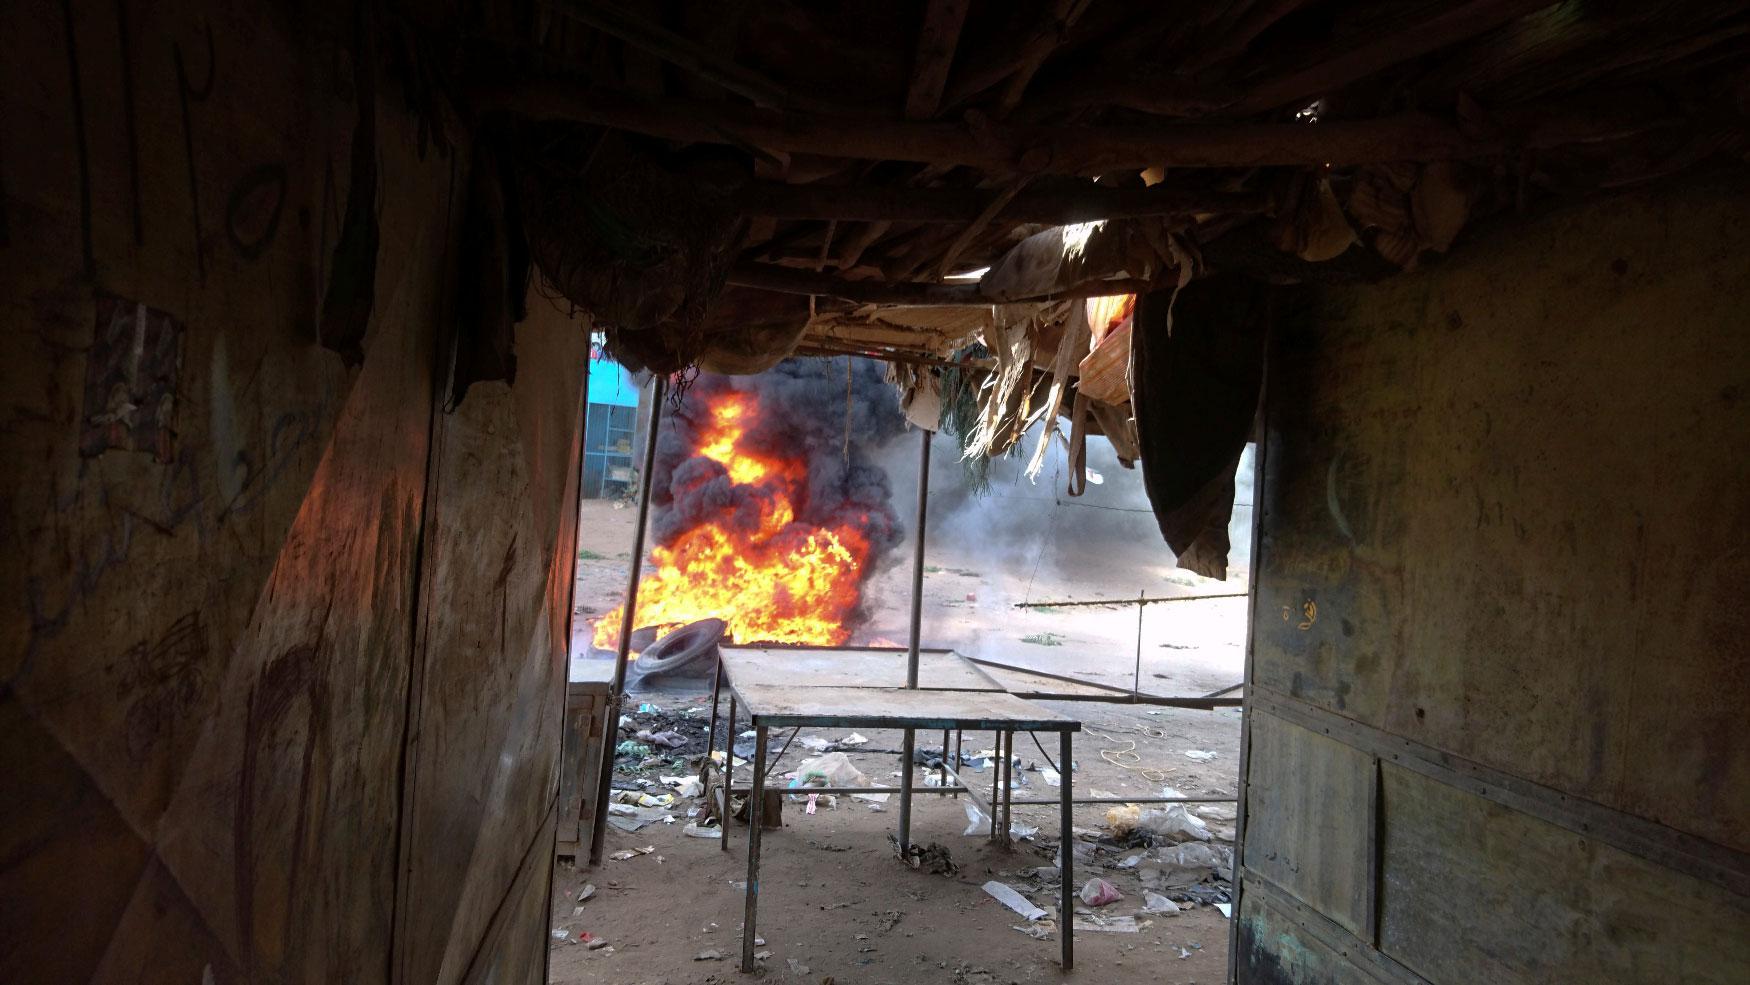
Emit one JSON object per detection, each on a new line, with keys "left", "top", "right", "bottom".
{"left": 558, "top": 497, "right": 1246, "bottom": 984}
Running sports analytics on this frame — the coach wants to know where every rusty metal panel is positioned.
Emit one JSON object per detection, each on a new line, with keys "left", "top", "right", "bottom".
{"left": 1241, "top": 172, "right": 1750, "bottom": 983}
{"left": 1253, "top": 173, "right": 1750, "bottom": 853}
{"left": 1242, "top": 711, "right": 1374, "bottom": 937}
{"left": 1377, "top": 763, "right": 1750, "bottom": 985}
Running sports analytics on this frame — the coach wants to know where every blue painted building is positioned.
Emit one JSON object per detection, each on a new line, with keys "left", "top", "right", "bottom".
{"left": 583, "top": 338, "right": 641, "bottom": 498}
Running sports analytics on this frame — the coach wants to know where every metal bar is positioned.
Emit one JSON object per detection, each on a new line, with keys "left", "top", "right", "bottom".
{"left": 898, "top": 728, "right": 917, "bottom": 852}
{"left": 1202, "top": 682, "right": 1244, "bottom": 699}
{"left": 907, "top": 426, "right": 930, "bottom": 687}
{"left": 729, "top": 785, "right": 970, "bottom": 796}
{"left": 741, "top": 724, "right": 768, "bottom": 973}
{"left": 1060, "top": 729, "right": 1074, "bottom": 971}
{"left": 722, "top": 695, "right": 735, "bottom": 854}
{"left": 1009, "top": 795, "right": 1237, "bottom": 805}
{"left": 1013, "top": 591, "right": 1249, "bottom": 609}
{"left": 994, "top": 731, "right": 1008, "bottom": 839}
{"left": 1009, "top": 690, "right": 1243, "bottom": 709}
{"left": 940, "top": 728, "right": 950, "bottom": 787}
{"left": 761, "top": 726, "right": 802, "bottom": 783}
{"left": 1133, "top": 588, "right": 1145, "bottom": 696}
{"left": 704, "top": 660, "right": 723, "bottom": 773}
{"left": 954, "top": 729, "right": 963, "bottom": 799}
{"left": 999, "top": 730, "right": 1013, "bottom": 847}
{"left": 939, "top": 759, "right": 995, "bottom": 820}
{"left": 588, "top": 374, "right": 665, "bottom": 867}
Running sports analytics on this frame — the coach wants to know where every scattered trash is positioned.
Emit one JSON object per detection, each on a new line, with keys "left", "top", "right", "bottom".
{"left": 614, "top": 740, "right": 652, "bottom": 758}
{"left": 606, "top": 803, "right": 639, "bottom": 816}
{"left": 792, "top": 751, "right": 872, "bottom": 792}
{"left": 1074, "top": 915, "right": 1141, "bottom": 933}
{"left": 1216, "top": 902, "right": 1233, "bottom": 918}
{"left": 839, "top": 732, "right": 869, "bottom": 746}
{"left": 637, "top": 703, "right": 663, "bottom": 714}
{"left": 1013, "top": 922, "right": 1053, "bottom": 940}
{"left": 1138, "top": 805, "right": 1212, "bottom": 843}
{"left": 960, "top": 802, "right": 1038, "bottom": 840}
{"left": 878, "top": 910, "right": 903, "bottom": 932}
{"left": 577, "top": 884, "right": 596, "bottom": 903}
{"left": 787, "top": 958, "right": 810, "bottom": 975}
{"left": 660, "top": 774, "right": 704, "bottom": 798}
{"left": 1143, "top": 891, "right": 1182, "bottom": 915}
{"left": 799, "top": 735, "right": 833, "bottom": 752}
{"left": 550, "top": 929, "right": 570, "bottom": 942}
{"left": 636, "top": 729, "right": 689, "bottom": 749}
{"left": 605, "top": 845, "right": 656, "bottom": 861}
{"left": 805, "top": 793, "right": 820, "bottom": 815}
{"left": 738, "top": 729, "right": 757, "bottom": 739}
{"left": 1184, "top": 750, "right": 1218, "bottom": 762}
{"left": 1114, "top": 853, "right": 1145, "bottom": 869}
{"left": 1178, "top": 946, "right": 1192, "bottom": 959}
{"left": 1041, "top": 767, "right": 1061, "bottom": 786}
{"left": 1079, "top": 878, "right": 1123, "bottom": 907}
{"left": 890, "top": 835, "right": 960, "bottom": 875}
{"left": 695, "top": 949, "right": 722, "bottom": 961}
{"left": 754, "top": 950, "right": 772, "bottom": 960}
{"left": 683, "top": 821, "right": 722, "bottom": 839}
{"left": 586, "top": 937, "right": 610, "bottom": 951}
{"left": 984, "top": 881, "right": 1047, "bottom": 921}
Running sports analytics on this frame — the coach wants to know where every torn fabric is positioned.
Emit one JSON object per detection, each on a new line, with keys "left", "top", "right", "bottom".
{"left": 1130, "top": 276, "right": 1267, "bottom": 579}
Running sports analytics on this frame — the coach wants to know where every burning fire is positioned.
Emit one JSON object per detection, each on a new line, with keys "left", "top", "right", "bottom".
{"left": 592, "top": 389, "right": 873, "bottom": 651}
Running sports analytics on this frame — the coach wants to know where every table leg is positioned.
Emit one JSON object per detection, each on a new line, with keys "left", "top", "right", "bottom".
{"left": 722, "top": 696, "right": 735, "bottom": 853}
{"left": 988, "top": 730, "right": 1002, "bottom": 840}
{"left": 1060, "top": 730, "right": 1074, "bottom": 970}
{"left": 898, "top": 727, "right": 916, "bottom": 853}
{"left": 741, "top": 723, "right": 769, "bottom": 973}
{"left": 954, "top": 729, "right": 963, "bottom": 799}
{"left": 704, "top": 660, "right": 723, "bottom": 772}
{"left": 1000, "top": 730, "right": 1014, "bottom": 847}
{"left": 940, "top": 728, "right": 950, "bottom": 788}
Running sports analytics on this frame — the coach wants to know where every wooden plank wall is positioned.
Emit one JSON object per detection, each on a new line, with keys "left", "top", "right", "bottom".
{"left": 1236, "top": 172, "right": 1750, "bottom": 984}
{"left": 0, "top": 2, "right": 585, "bottom": 982}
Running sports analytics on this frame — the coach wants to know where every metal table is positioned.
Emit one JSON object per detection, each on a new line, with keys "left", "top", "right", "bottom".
{"left": 702, "top": 646, "right": 1082, "bottom": 971}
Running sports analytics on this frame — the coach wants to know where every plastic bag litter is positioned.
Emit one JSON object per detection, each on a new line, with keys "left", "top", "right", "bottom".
{"left": 1143, "top": 891, "right": 1182, "bottom": 915}
{"left": 983, "top": 881, "right": 1046, "bottom": 921}
{"left": 1138, "top": 805, "right": 1211, "bottom": 843}
{"left": 1184, "top": 749, "right": 1218, "bottom": 761}
{"left": 1152, "top": 842, "right": 1232, "bottom": 885}
{"left": 1040, "top": 767, "right": 1061, "bottom": 786}
{"left": 799, "top": 735, "right": 833, "bottom": 752}
{"left": 791, "top": 752, "right": 869, "bottom": 790}
{"left": 683, "top": 821, "right": 722, "bottom": 839}
{"left": 962, "top": 802, "right": 1037, "bottom": 840}
{"left": 1079, "top": 878, "right": 1124, "bottom": 906}
{"left": 838, "top": 732, "right": 870, "bottom": 746}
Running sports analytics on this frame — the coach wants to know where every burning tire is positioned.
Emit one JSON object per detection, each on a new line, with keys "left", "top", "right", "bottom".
{"left": 626, "top": 618, "right": 726, "bottom": 685}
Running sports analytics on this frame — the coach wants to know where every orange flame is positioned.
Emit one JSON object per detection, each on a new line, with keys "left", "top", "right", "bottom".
{"left": 592, "top": 390, "right": 868, "bottom": 651}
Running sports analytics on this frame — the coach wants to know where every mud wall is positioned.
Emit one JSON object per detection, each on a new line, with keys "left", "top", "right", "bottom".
{"left": 1, "top": 3, "right": 584, "bottom": 982}
{"left": 1235, "top": 172, "right": 1750, "bottom": 983}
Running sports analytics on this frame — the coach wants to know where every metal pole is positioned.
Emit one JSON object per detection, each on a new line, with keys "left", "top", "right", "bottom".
{"left": 1013, "top": 591, "right": 1249, "bottom": 609}
{"left": 588, "top": 374, "right": 666, "bottom": 866}
{"left": 898, "top": 426, "right": 930, "bottom": 853}
{"left": 1059, "top": 730, "right": 1074, "bottom": 971}
{"left": 721, "top": 696, "right": 735, "bottom": 854}
{"left": 906, "top": 426, "right": 930, "bottom": 687}
{"left": 741, "top": 724, "right": 769, "bottom": 972}
{"left": 1133, "top": 589, "right": 1145, "bottom": 697}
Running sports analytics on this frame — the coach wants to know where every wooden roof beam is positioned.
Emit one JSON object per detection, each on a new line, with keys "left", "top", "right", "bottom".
{"left": 727, "top": 261, "right": 1151, "bottom": 306}
{"left": 733, "top": 179, "right": 1267, "bottom": 224}
{"left": 481, "top": 83, "right": 1491, "bottom": 170}
{"left": 904, "top": 0, "right": 971, "bottom": 120}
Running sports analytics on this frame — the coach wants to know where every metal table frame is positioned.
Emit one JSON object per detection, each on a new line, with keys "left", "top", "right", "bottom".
{"left": 701, "top": 652, "right": 1082, "bottom": 971}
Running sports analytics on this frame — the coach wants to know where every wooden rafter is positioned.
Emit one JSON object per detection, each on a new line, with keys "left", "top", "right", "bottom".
{"left": 733, "top": 179, "right": 1267, "bottom": 224}
{"left": 727, "top": 261, "right": 1152, "bottom": 306}
{"left": 904, "top": 0, "right": 971, "bottom": 120}
{"left": 482, "top": 83, "right": 1494, "bottom": 169}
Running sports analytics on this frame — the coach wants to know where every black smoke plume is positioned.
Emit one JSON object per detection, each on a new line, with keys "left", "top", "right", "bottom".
{"left": 650, "top": 357, "right": 906, "bottom": 565}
